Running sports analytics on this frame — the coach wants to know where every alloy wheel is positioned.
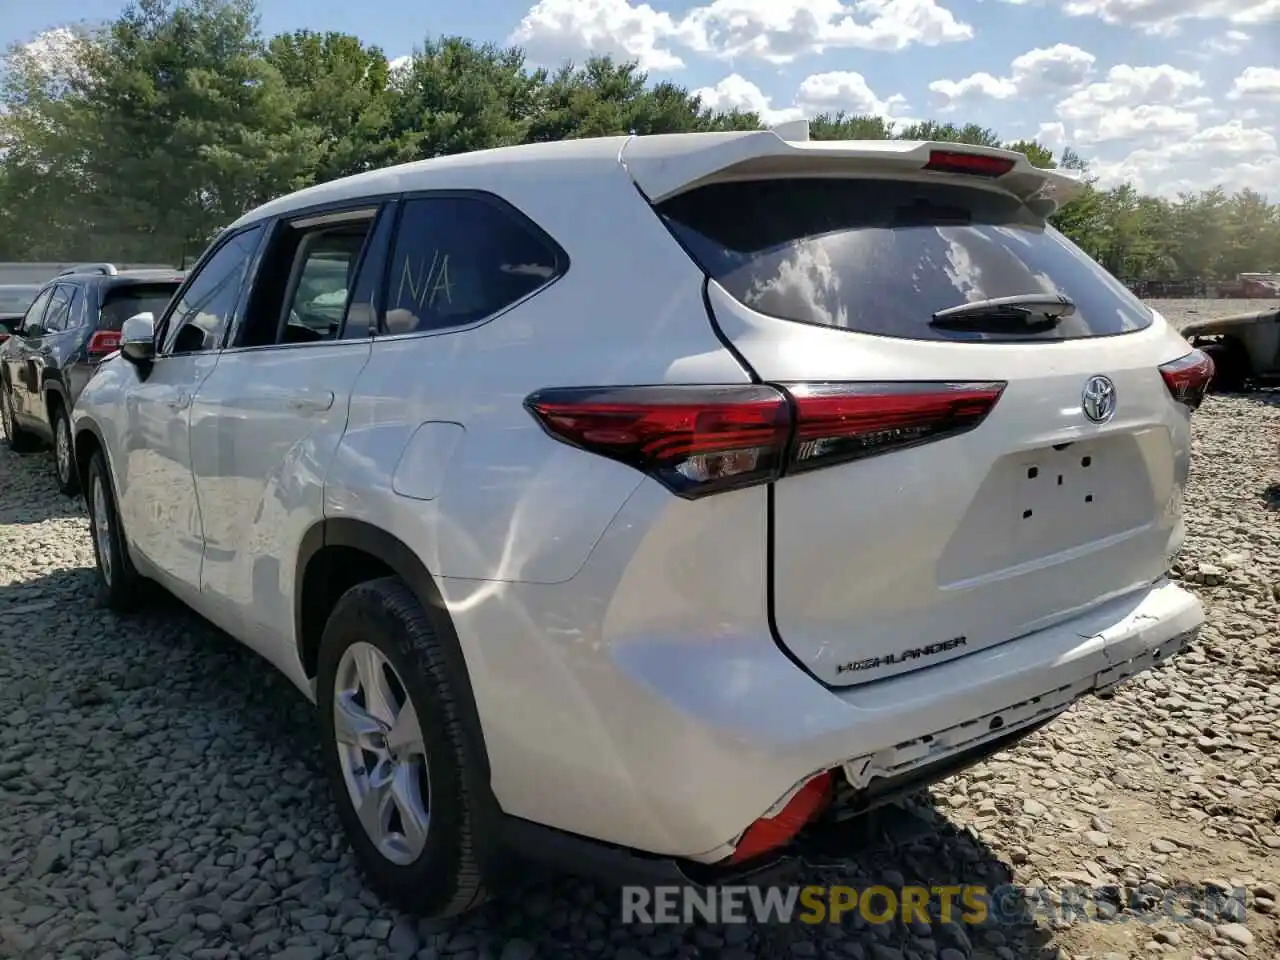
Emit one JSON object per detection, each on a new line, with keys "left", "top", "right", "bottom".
{"left": 55, "top": 415, "right": 72, "bottom": 484}
{"left": 333, "top": 641, "right": 431, "bottom": 865}
{"left": 91, "top": 474, "right": 114, "bottom": 587}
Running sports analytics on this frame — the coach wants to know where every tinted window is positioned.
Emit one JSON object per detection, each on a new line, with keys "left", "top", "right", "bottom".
{"left": 42, "top": 286, "right": 74, "bottom": 332}
{"left": 383, "top": 196, "right": 562, "bottom": 335}
{"left": 660, "top": 179, "right": 1153, "bottom": 342}
{"left": 21, "top": 289, "right": 53, "bottom": 334}
{"left": 163, "top": 227, "right": 263, "bottom": 354}
{"left": 101, "top": 283, "right": 182, "bottom": 332}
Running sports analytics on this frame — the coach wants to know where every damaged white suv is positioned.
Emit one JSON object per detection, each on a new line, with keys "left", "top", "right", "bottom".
{"left": 72, "top": 123, "right": 1208, "bottom": 917}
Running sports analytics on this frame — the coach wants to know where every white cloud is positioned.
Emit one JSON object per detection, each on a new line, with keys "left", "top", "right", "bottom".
{"left": 1037, "top": 121, "right": 1068, "bottom": 152}
{"left": 1054, "top": 64, "right": 1210, "bottom": 147}
{"left": 1228, "top": 66, "right": 1280, "bottom": 102}
{"left": 510, "top": 0, "right": 686, "bottom": 70}
{"left": 1090, "top": 121, "right": 1280, "bottom": 196}
{"left": 1061, "top": 0, "right": 1279, "bottom": 36}
{"left": 1203, "top": 29, "right": 1252, "bottom": 53}
{"left": 694, "top": 70, "right": 910, "bottom": 125}
{"left": 1057, "top": 64, "right": 1204, "bottom": 120}
{"left": 929, "top": 44, "right": 1095, "bottom": 110}
{"left": 511, "top": 0, "right": 973, "bottom": 69}
{"left": 693, "top": 74, "right": 803, "bottom": 123}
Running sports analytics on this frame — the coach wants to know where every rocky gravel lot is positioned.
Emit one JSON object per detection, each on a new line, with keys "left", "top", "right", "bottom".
{"left": 1, "top": 381, "right": 1278, "bottom": 960}
{"left": 1147, "top": 299, "right": 1279, "bottom": 330}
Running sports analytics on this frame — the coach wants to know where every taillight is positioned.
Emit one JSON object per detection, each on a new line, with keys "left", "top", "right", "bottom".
{"left": 87, "top": 330, "right": 121, "bottom": 359}
{"left": 787, "top": 381, "right": 1006, "bottom": 474}
{"left": 524, "top": 385, "right": 791, "bottom": 499}
{"left": 924, "top": 149, "right": 1017, "bottom": 178}
{"left": 1159, "top": 349, "right": 1214, "bottom": 411}
{"left": 524, "top": 381, "right": 1005, "bottom": 498}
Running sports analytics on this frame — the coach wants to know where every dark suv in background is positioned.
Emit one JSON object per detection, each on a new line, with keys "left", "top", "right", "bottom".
{"left": 0, "top": 264, "right": 184, "bottom": 495}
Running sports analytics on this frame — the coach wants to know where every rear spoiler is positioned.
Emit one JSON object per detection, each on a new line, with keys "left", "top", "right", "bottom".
{"left": 619, "top": 120, "right": 1085, "bottom": 214}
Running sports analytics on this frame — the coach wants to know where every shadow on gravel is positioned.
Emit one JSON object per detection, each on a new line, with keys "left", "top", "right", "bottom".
{"left": 0, "top": 448, "right": 83, "bottom": 526}
{"left": 0, "top": 565, "right": 1056, "bottom": 960}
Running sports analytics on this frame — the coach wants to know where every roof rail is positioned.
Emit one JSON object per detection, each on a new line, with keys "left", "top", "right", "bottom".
{"left": 56, "top": 263, "right": 119, "bottom": 277}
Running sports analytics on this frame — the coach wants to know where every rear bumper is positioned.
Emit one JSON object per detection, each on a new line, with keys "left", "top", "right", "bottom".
{"left": 481, "top": 578, "right": 1203, "bottom": 867}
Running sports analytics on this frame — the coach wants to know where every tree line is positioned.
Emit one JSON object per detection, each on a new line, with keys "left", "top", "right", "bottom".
{"left": 1, "top": 0, "right": 1277, "bottom": 280}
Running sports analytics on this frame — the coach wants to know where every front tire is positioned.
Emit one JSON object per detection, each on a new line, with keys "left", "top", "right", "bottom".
{"left": 1, "top": 385, "right": 39, "bottom": 453}
{"left": 86, "top": 450, "right": 144, "bottom": 612}
{"left": 316, "top": 577, "right": 493, "bottom": 919}
{"left": 52, "top": 406, "right": 80, "bottom": 496}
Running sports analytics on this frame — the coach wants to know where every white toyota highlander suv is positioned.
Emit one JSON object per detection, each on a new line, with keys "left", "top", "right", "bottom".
{"left": 71, "top": 123, "right": 1210, "bottom": 918}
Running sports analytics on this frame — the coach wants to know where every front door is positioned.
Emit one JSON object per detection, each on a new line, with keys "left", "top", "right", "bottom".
{"left": 118, "top": 226, "right": 265, "bottom": 596}
{"left": 6, "top": 286, "right": 53, "bottom": 421}
{"left": 191, "top": 204, "right": 390, "bottom": 663}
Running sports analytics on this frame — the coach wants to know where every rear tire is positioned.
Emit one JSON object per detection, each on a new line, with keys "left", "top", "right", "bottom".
{"left": 316, "top": 577, "right": 494, "bottom": 919}
{"left": 86, "top": 450, "right": 145, "bottom": 612}
{"left": 1, "top": 385, "right": 39, "bottom": 453}
{"left": 51, "top": 405, "right": 80, "bottom": 497}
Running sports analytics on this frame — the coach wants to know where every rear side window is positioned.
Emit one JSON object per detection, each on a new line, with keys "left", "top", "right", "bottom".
{"left": 382, "top": 195, "right": 564, "bottom": 336}
{"left": 100, "top": 284, "right": 181, "bottom": 331}
{"left": 42, "top": 285, "right": 75, "bottom": 332}
{"left": 659, "top": 179, "right": 1153, "bottom": 342}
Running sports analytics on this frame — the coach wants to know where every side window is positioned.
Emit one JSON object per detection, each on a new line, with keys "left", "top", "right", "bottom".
{"left": 235, "top": 209, "right": 380, "bottom": 349}
{"left": 20, "top": 288, "right": 53, "bottom": 335}
{"left": 382, "top": 195, "right": 563, "bottom": 336}
{"left": 42, "top": 285, "right": 74, "bottom": 333}
{"left": 161, "top": 226, "right": 264, "bottom": 355}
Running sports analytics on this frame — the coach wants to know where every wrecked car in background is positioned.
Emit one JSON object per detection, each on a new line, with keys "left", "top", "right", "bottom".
{"left": 1183, "top": 307, "right": 1280, "bottom": 392}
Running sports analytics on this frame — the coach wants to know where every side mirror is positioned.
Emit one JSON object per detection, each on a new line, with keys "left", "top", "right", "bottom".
{"left": 120, "top": 312, "right": 156, "bottom": 364}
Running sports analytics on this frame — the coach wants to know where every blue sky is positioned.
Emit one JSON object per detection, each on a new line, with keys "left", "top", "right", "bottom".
{"left": 3, "top": 0, "right": 1278, "bottom": 198}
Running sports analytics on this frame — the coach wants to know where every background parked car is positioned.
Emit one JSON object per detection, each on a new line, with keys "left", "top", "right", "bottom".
{"left": 0, "top": 265, "right": 184, "bottom": 495}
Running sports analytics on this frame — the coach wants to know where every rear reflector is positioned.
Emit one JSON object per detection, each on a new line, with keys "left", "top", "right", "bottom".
{"left": 1159, "top": 349, "right": 1214, "bottom": 411}
{"left": 87, "top": 330, "right": 121, "bottom": 359}
{"left": 729, "top": 770, "right": 833, "bottom": 865}
{"left": 924, "top": 150, "right": 1017, "bottom": 178}
{"left": 525, "top": 381, "right": 1005, "bottom": 498}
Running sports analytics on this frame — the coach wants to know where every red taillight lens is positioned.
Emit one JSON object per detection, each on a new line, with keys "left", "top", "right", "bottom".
{"left": 1159, "top": 349, "right": 1214, "bottom": 411}
{"left": 787, "top": 381, "right": 1006, "bottom": 474}
{"left": 524, "top": 385, "right": 792, "bottom": 499}
{"left": 924, "top": 149, "right": 1017, "bottom": 178}
{"left": 729, "top": 770, "right": 833, "bottom": 864}
{"left": 525, "top": 381, "right": 1006, "bottom": 498}
{"left": 87, "top": 330, "right": 121, "bottom": 358}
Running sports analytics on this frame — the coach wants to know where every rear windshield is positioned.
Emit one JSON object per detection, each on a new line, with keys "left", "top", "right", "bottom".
{"left": 100, "top": 283, "right": 181, "bottom": 331}
{"left": 658, "top": 178, "right": 1154, "bottom": 342}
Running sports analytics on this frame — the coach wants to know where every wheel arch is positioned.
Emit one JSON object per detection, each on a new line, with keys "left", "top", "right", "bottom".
{"left": 73, "top": 417, "right": 111, "bottom": 495}
{"left": 295, "top": 518, "right": 495, "bottom": 782}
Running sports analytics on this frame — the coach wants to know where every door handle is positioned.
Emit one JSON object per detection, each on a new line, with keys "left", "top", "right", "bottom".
{"left": 283, "top": 390, "right": 335, "bottom": 413}
{"left": 166, "top": 391, "right": 191, "bottom": 412}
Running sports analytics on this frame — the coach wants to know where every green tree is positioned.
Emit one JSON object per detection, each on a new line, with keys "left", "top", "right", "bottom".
{"left": 267, "top": 30, "right": 396, "bottom": 183}
{"left": 69, "top": 0, "right": 319, "bottom": 262}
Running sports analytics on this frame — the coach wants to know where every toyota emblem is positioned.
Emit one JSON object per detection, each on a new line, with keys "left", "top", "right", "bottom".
{"left": 1081, "top": 375, "right": 1117, "bottom": 423}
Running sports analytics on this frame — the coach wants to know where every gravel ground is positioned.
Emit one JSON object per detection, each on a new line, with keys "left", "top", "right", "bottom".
{"left": 1147, "top": 299, "right": 1280, "bottom": 330}
{"left": 1, "top": 384, "right": 1278, "bottom": 959}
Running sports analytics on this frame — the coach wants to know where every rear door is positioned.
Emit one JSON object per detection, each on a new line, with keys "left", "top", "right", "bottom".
{"left": 657, "top": 174, "right": 1200, "bottom": 687}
